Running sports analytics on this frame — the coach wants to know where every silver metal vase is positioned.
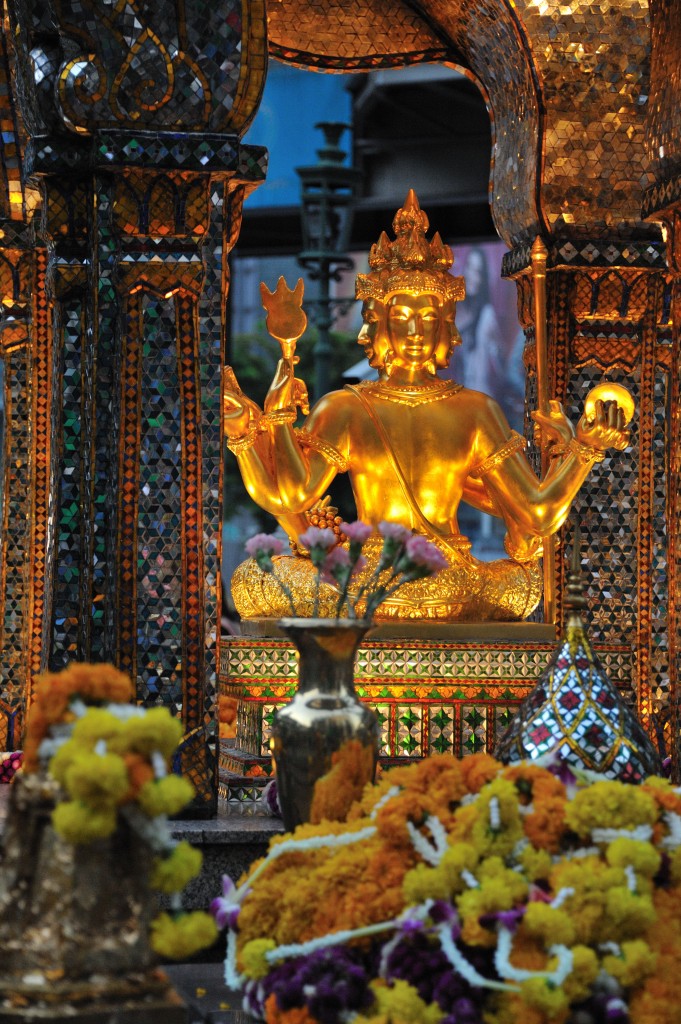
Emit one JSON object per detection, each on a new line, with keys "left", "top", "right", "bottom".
{"left": 270, "top": 617, "right": 379, "bottom": 831}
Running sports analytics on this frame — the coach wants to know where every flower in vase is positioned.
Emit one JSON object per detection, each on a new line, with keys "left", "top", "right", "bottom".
{"left": 244, "top": 520, "right": 447, "bottom": 621}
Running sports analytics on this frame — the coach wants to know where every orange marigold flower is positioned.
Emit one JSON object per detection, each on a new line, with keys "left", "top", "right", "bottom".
{"left": 374, "top": 790, "right": 437, "bottom": 847}
{"left": 502, "top": 763, "right": 564, "bottom": 803}
{"left": 523, "top": 795, "right": 568, "bottom": 853}
{"left": 264, "top": 994, "right": 320, "bottom": 1024}
{"left": 309, "top": 739, "right": 375, "bottom": 825}
{"left": 122, "top": 753, "right": 154, "bottom": 800}
{"left": 459, "top": 753, "right": 500, "bottom": 793}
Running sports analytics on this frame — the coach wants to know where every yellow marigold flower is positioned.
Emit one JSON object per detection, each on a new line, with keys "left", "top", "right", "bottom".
{"left": 440, "top": 842, "right": 480, "bottom": 893}
{"left": 138, "top": 774, "right": 194, "bottom": 818}
{"left": 369, "top": 979, "right": 441, "bottom": 1024}
{"left": 150, "top": 911, "right": 218, "bottom": 960}
{"left": 49, "top": 741, "right": 85, "bottom": 786}
{"left": 478, "top": 855, "right": 526, "bottom": 890}
{"left": 523, "top": 902, "right": 576, "bottom": 947}
{"left": 52, "top": 800, "right": 117, "bottom": 844}
{"left": 520, "top": 976, "right": 570, "bottom": 1019}
{"left": 603, "top": 938, "right": 657, "bottom": 988}
{"left": 519, "top": 846, "right": 552, "bottom": 882}
{"left": 448, "top": 802, "right": 479, "bottom": 843}
{"left": 565, "top": 780, "right": 657, "bottom": 838}
{"left": 562, "top": 944, "right": 599, "bottom": 1003}
{"left": 403, "top": 863, "right": 451, "bottom": 904}
{"left": 470, "top": 779, "right": 523, "bottom": 858}
{"left": 110, "top": 706, "right": 183, "bottom": 759}
{"left": 240, "top": 938, "right": 278, "bottom": 979}
{"left": 150, "top": 841, "right": 203, "bottom": 894}
{"left": 606, "top": 837, "right": 661, "bottom": 879}
{"left": 65, "top": 751, "right": 129, "bottom": 805}
{"left": 70, "top": 708, "right": 125, "bottom": 746}
{"left": 604, "top": 887, "right": 656, "bottom": 940}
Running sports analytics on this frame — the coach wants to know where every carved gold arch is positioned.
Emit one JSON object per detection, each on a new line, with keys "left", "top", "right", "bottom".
{"left": 267, "top": 0, "right": 655, "bottom": 246}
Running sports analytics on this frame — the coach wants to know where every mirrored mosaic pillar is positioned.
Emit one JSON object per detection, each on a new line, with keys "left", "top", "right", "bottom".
{"left": 0, "top": 219, "right": 50, "bottom": 751}
{"left": 503, "top": 241, "right": 670, "bottom": 752}
{"left": 642, "top": 0, "right": 681, "bottom": 774}
{"left": 7, "top": 0, "right": 268, "bottom": 810}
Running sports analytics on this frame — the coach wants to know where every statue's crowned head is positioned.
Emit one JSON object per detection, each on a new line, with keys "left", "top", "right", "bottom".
{"left": 356, "top": 190, "right": 465, "bottom": 304}
{"left": 356, "top": 191, "right": 465, "bottom": 373}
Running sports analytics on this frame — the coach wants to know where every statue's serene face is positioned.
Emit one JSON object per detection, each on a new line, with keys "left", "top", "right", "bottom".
{"left": 387, "top": 292, "right": 442, "bottom": 368}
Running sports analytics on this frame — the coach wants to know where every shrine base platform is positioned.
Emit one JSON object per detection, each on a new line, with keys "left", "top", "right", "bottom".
{"left": 218, "top": 622, "right": 634, "bottom": 801}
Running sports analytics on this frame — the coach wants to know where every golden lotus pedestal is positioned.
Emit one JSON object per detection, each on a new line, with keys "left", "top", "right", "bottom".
{"left": 218, "top": 622, "right": 634, "bottom": 802}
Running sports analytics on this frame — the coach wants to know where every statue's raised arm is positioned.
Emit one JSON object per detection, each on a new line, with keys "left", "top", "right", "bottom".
{"left": 226, "top": 190, "right": 633, "bottom": 623}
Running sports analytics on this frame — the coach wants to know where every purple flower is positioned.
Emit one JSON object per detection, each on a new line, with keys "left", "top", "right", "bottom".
{"left": 403, "top": 535, "right": 448, "bottom": 573}
{"left": 249, "top": 947, "right": 374, "bottom": 1024}
{"left": 342, "top": 520, "right": 373, "bottom": 544}
{"left": 378, "top": 521, "right": 411, "bottom": 544}
{"left": 321, "top": 545, "right": 351, "bottom": 579}
{"left": 245, "top": 533, "right": 284, "bottom": 558}
{"left": 321, "top": 547, "right": 367, "bottom": 586}
{"left": 479, "top": 906, "right": 526, "bottom": 932}
{"left": 428, "top": 901, "right": 460, "bottom": 932}
{"left": 299, "top": 527, "right": 337, "bottom": 569}
{"left": 210, "top": 874, "right": 240, "bottom": 930}
{"left": 262, "top": 778, "right": 281, "bottom": 817}
{"left": 299, "top": 526, "right": 336, "bottom": 551}
{"left": 383, "top": 930, "right": 490, "bottom": 1021}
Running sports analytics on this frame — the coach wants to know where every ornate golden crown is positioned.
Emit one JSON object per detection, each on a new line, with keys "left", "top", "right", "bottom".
{"left": 356, "top": 190, "right": 466, "bottom": 303}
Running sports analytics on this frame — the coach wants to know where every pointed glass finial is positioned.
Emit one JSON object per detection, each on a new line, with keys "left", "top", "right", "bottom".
{"left": 495, "top": 529, "right": 661, "bottom": 782}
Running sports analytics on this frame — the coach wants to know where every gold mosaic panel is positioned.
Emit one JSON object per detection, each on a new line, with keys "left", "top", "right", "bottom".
{"left": 647, "top": 0, "right": 681, "bottom": 185}
{"left": 266, "top": 0, "right": 442, "bottom": 65}
{"left": 269, "top": 0, "right": 654, "bottom": 241}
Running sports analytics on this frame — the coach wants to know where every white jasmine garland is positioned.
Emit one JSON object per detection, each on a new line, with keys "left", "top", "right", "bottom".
{"left": 661, "top": 811, "right": 681, "bottom": 849}
{"left": 370, "top": 785, "right": 401, "bottom": 818}
{"left": 495, "top": 927, "right": 574, "bottom": 986}
{"left": 561, "top": 845, "right": 600, "bottom": 860}
{"left": 489, "top": 796, "right": 501, "bottom": 830}
{"left": 106, "top": 702, "right": 147, "bottom": 721}
{"left": 461, "top": 869, "right": 479, "bottom": 889}
{"left": 599, "top": 942, "right": 621, "bottom": 956}
{"left": 151, "top": 749, "right": 167, "bottom": 779}
{"left": 624, "top": 865, "right": 638, "bottom": 892}
{"left": 225, "top": 927, "right": 242, "bottom": 990}
{"left": 592, "top": 825, "right": 653, "bottom": 843}
{"left": 438, "top": 924, "right": 517, "bottom": 992}
{"left": 267, "top": 919, "right": 400, "bottom": 964}
{"left": 550, "top": 887, "right": 575, "bottom": 909}
{"left": 406, "top": 816, "right": 448, "bottom": 866}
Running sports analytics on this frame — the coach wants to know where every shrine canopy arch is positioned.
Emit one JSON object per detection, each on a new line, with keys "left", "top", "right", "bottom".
{"left": 267, "top": 0, "right": 655, "bottom": 248}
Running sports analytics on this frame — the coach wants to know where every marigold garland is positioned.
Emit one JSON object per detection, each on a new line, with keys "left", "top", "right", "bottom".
{"left": 22, "top": 662, "right": 213, "bottom": 963}
{"left": 212, "top": 752, "right": 681, "bottom": 1024}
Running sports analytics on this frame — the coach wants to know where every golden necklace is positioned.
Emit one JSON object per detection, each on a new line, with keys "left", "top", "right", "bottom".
{"left": 355, "top": 379, "right": 463, "bottom": 407}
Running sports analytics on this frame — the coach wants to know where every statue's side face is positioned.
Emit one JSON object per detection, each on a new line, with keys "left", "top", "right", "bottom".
{"left": 386, "top": 292, "right": 441, "bottom": 368}
{"left": 358, "top": 298, "right": 389, "bottom": 369}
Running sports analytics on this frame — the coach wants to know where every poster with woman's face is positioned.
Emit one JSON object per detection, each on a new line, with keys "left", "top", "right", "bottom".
{"left": 444, "top": 241, "right": 525, "bottom": 431}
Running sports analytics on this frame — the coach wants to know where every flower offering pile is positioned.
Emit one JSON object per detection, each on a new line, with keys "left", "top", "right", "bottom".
{"left": 215, "top": 753, "right": 681, "bottom": 1024}
{"left": 23, "top": 663, "right": 217, "bottom": 960}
